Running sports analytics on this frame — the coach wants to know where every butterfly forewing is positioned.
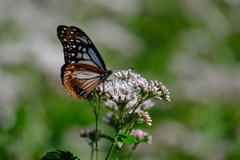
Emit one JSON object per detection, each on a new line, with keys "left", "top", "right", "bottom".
{"left": 57, "top": 25, "right": 112, "bottom": 99}
{"left": 57, "top": 25, "right": 106, "bottom": 70}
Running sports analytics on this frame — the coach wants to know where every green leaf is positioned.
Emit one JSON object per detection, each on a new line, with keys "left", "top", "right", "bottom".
{"left": 114, "top": 135, "right": 138, "bottom": 144}
{"left": 140, "top": 135, "right": 149, "bottom": 143}
{"left": 101, "top": 134, "right": 114, "bottom": 142}
{"left": 40, "top": 150, "right": 80, "bottom": 160}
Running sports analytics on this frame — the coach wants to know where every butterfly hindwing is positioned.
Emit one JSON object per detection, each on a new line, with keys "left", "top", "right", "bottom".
{"left": 63, "top": 63, "right": 105, "bottom": 99}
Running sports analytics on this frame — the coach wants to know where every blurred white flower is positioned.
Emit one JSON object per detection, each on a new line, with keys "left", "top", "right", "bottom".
{"left": 79, "top": 129, "right": 105, "bottom": 143}
{"left": 130, "top": 129, "right": 152, "bottom": 144}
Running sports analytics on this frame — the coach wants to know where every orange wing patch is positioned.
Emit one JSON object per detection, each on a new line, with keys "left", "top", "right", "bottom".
{"left": 63, "top": 63, "right": 104, "bottom": 99}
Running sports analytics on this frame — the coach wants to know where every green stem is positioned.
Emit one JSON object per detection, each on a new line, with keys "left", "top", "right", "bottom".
{"left": 106, "top": 99, "right": 143, "bottom": 160}
{"left": 95, "top": 98, "right": 101, "bottom": 160}
{"left": 113, "top": 105, "right": 138, "bottom": 160}
{"left": 105, "top": 104, "right": 126, "bottom": 160}
{"left": 113, "top": 143, "right": 124, "bottom": 160}
{"left": 90, "top": 144, "right": 94, "bottom": 160}
{"left": 127, "top": 144, "right": 137, "bottom": 160}
{"left": 105, "top": 142, "right": 115, "bottom": 160}
{"left": 114, "top": 122, "right": 136, "bottom": 160}
{"left": 122, "top": 98, "right": 142, "bottom": 128}
{"left": 95, "top": 110, "right": 99, "bottom": 160}
{"left": 90, "top": 96, "right": 101, "bottom": 160}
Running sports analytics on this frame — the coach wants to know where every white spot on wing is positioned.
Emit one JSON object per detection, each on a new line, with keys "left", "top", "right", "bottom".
{"left": 76, "top": 36, "right": 88, "bottom": 44}
{"left": 77, "top": 53, "right": 82, "bottom": 58}
{"left": 83, "top": 53, "right": 91, "bottom": 60}
{"left": 78, "top": 45, "right": 82, "bottom": 50}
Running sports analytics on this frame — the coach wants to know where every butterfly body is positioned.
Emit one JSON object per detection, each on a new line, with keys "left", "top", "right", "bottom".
{"left": 57, "top": 25, "right": 112, "bottom": 99}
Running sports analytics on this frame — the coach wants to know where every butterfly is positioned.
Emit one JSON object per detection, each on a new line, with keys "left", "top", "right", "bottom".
{"left": 57, "top": 25, "right": 112, "bottom": 99}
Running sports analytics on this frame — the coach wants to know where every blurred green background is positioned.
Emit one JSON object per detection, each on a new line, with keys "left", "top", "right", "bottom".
{"left": 1, "top": 0, "right": 240, "bottom": 159}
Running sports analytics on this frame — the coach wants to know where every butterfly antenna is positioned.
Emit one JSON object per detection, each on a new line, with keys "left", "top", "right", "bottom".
{"left": 111, "top": 67, "right": 135, "bottom": 71}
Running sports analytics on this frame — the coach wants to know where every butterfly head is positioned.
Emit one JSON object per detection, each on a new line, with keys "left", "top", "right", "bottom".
{"left": 102, "top": 70, "right": 113, "bottom": 81}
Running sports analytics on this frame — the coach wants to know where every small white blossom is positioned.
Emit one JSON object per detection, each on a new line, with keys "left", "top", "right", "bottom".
{"left": 129, "top": 108, "right": 153, "bottom": 126}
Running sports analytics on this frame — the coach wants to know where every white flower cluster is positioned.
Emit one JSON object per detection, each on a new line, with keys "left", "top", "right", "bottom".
{"left": 96, "top": 69, "right": 170, "bottom": 103}
{"left": 114, "top": 70, "right": 170, "bottom": 101}
{"left": 87, "top": 70, "right": 171, "bottom": 147}
{"left": 95, "top": 70, "right": 170, "bottom": 127}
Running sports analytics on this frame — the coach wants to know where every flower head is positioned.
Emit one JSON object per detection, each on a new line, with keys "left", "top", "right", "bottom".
{"left": 129, "top": 107, "right": 153, "bottom": 126}
{"left": 96, "top": 76, "right": 137, "bottom": 105}
{"left": 130, "top": 129, "right": 152, "bottom": 144}
{"left": 79, "top": 129, "right": 105, "bottom": 144}
{"left": 96, "top": 69, "right": 171, "bottom": 103}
